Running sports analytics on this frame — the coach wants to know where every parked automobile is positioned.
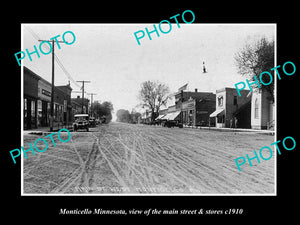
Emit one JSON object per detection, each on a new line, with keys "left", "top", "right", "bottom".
{"left": 196, "top": 120, "right": 208, "bottom": 127}
{"left": 163, "top": 120, "right": 183, "bottom": 128}
{"left": 73, "top": 114, "right": 89, "bottom": 132}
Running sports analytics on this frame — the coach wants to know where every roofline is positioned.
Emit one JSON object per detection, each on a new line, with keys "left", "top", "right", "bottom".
{"left": 24, "top": 66, "right": 72, "bottom": 91}
{"left": 216, "top": 87, "right": 250, "bottom": 93}
{"left": 175, "top": 90, "right": 214, "bottom": 95}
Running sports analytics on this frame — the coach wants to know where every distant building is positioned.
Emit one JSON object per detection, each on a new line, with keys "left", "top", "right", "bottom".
{"left": 155, "top": 108, "right": 168, "bottom": 122}
{"left": 250, "top": 89, "right": 275, "bottom": 130}
{"left": 71, "top": 98, "right": 81, "bottom": 116}
{"left": 174, "top": 89, "right": 216, "bottom": 126}
{"left": 55, "top": 84, "right": 72, "bottom": 125}
{"left": 140, "top": 110, "right": 152, "bottom": 124}
{"left": 210, "top": 87, "right": 250, "bottom": 128}
{"left": 162, "top": 105, "right": 181, "bottom": 122}
{"left": 158, "top": 108, "right": 168, "bottom": 116}
{"left": 71, "top": 96, "right": 90, "bottom": 115}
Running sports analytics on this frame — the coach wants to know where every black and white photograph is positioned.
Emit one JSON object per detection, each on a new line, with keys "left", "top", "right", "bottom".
{"left": 4, "top": 3, "right": 299, "bottom": 220}
{"left": 21, "top": 23, "right": 276, "bottom": 195}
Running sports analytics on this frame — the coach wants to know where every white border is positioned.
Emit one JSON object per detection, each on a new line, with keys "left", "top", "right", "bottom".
{"left": 21, "top": 24, "right": 24, "bottom": 195}
{"left": 274, "top": 24, "right": 277, "bottom": 196}
{"left": 21, "top": 23, "right": 277, "bottom": 196}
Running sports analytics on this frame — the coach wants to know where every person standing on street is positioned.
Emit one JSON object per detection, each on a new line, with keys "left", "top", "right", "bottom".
{"left": 234, "top": 117, "right": 238, "bottom": 128}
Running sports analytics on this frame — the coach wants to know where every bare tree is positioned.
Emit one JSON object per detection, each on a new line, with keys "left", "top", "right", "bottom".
{"left": 234, "top": 37, "right": 275, "bottom": 102}
{"left": 139, "top": 80, "right": 170, "bottom": 122}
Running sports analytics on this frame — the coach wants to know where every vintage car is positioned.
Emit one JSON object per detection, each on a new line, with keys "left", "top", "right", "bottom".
{"left": 163, "top": 120, "right": 183, "bottom": 128}
{"left": 73, "top": 114, "right": 89, "bottom": 131}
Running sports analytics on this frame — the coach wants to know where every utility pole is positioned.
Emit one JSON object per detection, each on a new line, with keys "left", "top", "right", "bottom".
{"left": 39, "top": 39, "right": 65, "bottom": 132}
{"left": 87, "top": 93, "right": 97, "bottom": 116}
{"left": 76, "top": 80, "right": 91, "bottom": 113}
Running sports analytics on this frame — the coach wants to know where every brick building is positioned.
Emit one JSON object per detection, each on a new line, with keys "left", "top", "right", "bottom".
{"left": 55, "top": 84, "right": 72, "bottom": 125}
{"left": 174, "top": 89, "right": 216, "bottom": 126}
{"left": 37, "top": 75, "right": 52, "bottom": 127}
{"left": 71, "top": 96, "right": 90, "bottom": 115}
{"left": 24, "top": 67, "right": 39, "bottom": 129}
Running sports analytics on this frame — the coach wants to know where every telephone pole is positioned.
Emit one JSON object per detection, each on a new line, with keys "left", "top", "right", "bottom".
{"left": 87, "top": 93, "right": 97, "bottom": 116}
{"left": 39, "top": 39, "right": 65, "bottom": 132}
{"left": 76, "top": 80, "right": 91, "bottom": 113}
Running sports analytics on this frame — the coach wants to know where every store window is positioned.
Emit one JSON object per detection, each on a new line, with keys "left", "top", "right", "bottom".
{"left": 31, "top": 100, "right": 35, "bottom": 117}
{"left": 31, "top": 100, "right": 36, "bottom": 127}
{"left": 63, "top": 100, "right": 67, "bottom": 112}
{"left": 37, "top": 100, "right": 42, "bottom": 126}
{"left": 233, "top": 96, "right": 237, "bottom": 105}
{"left": 54, "top": 104, "right": 58, "bottom": 119}
{"left": 217, "top": 115, "right": 225, "bottom": 123}
{"left": 254, "top": 98, "right": 259, "bottom": 119}
{"left": 24, "top": 98, "right": 27, "bottom": 116}
{"left": 218, "top": 96, "right": 223, "bottom": 107}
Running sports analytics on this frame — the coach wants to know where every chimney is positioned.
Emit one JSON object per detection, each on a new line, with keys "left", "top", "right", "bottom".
{"left": 195, "top": 88, "right": 198, "bottom": 93}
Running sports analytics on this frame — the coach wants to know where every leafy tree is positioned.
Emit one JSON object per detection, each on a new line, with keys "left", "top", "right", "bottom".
{"left": 91, "top": 101, "right": 113, "bottom": 123}
{"left": 234, "top": 37, "right": 275, "bottom": 102}
{"left": 116, "top": 109, "right": 132, "bottom": 123}
{"left": 130, "top": 111, "right": 141, "bottom": 124}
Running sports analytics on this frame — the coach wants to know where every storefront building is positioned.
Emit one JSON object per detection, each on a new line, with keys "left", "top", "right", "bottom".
{"left": 24, "top": 67, "right": 39, "bottom": 129}
{"left": 210, "top": 87, "right": 250, "bottom": 128}
{"left": 175, "top": 89, "right": 216, "bottom": 126}
{"left": 37, "top": 77, "right": 52, "bottom": 127}
{"left": 56, "top": 85, "right": 72, "bottom": 126}
{"left": 71, "top": 96, "right": 90, "bottom": 114}
{"left": 163, "top": 105, "right": 181, "bottom": 122}
{"left": 24, "top": 66, "right": 72, "bottom": 130}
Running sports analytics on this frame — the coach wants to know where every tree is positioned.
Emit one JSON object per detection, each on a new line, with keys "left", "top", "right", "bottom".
{"left": 92, "top": 101, "right": 102, "bottom": 117}
{"left": 102, "top": 101, "right": 114, "bottom": 114}
{"left": 138, "top": 80, "right": 170, "bottom": 122}
{"left": 116, "top": 108, "right": 141, "bottom": 124}
{"left": 116, "top": 109, "right": 132, "bottom": 123}
{"left": 234, "top": 37, "right": 275, "bottom": 102}
{"left": 91, "top": 101, "right": 113, "bottom": 123}
{"left": 130, "top": 111, "right": 141, "bottom": 124}
{"left": 101, "top": 101, "right": 113, "bottom": 123}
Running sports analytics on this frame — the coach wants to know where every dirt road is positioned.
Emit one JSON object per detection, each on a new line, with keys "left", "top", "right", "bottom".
{"left": 23, "top": 122, "right": 275, "bottom": 194}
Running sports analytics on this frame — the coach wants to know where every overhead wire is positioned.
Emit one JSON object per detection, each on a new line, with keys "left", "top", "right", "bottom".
{"left": 24, "top": 26, "right": 86, "bottom": 93}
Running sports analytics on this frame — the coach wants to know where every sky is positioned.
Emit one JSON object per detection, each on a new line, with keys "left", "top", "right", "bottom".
{"left": 22, "top": 23, "right": 275, "bottom": 120}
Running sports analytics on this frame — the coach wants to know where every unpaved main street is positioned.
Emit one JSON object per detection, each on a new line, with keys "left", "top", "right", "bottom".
{"left": 23, "top": 122, "right": 275, "bottom": 194}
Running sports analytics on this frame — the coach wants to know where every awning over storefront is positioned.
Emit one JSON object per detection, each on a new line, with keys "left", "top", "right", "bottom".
{"left": 163, "top": 114, "right": 169, "bottom": 120}
{"left": 209, "top": 108, "right": 224, "bottom": 117}
{"left": 155, "top": 114, "right": 166, "bottom": 120}
{"left": 164, "top": 111, "right": 181, "bottom": 120}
